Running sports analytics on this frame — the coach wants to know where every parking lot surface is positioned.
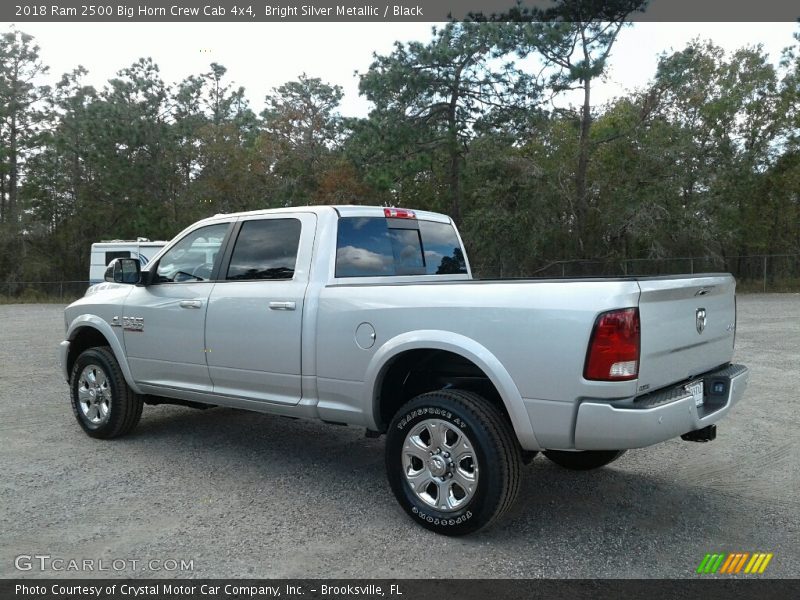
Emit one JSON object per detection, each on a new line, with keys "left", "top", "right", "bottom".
{"left": 1, "top": 295, "right": 798, "bottom": 578}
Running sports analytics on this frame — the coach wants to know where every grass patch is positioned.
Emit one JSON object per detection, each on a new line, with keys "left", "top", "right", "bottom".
{"left": 0, "top": 292, "right": 80, "bottom": 304}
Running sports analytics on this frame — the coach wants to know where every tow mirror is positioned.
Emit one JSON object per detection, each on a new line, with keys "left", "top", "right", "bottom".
{"left": 104, "top": 257, "right": 141, "bottom": 284}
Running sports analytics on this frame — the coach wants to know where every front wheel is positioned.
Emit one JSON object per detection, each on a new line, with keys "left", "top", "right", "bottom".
{"left": 543, "top": 449, "right": 626, "bottom": 471}
{"left": 385, "top": 389, "right": 522, "bottom": 536}
{"left": 70, "top": 346, "right": 143, "bottom": 439}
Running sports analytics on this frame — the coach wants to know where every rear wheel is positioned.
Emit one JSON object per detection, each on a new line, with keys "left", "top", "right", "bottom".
{"left": 543, "top": 449, "right": 626, "bottom": 471}
{"left": 385, "top": 389, "right": 521, "bottom": 536}
{"left": 70, "top": 346, "right": 143, "bottom": 439}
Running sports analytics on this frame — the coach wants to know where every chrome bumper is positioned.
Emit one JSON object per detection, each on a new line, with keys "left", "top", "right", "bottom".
{"left": 574, "top": 364, "right": 749, "bottom": 450}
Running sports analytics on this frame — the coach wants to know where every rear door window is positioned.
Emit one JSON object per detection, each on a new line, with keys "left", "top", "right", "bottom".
{"left": 226, "top": 219, "right": 302, "bottom": 281}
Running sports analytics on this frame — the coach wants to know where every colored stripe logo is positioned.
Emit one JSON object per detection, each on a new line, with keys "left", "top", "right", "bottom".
{"left": 696, "top": 552, "right": 773, "bottom": 574}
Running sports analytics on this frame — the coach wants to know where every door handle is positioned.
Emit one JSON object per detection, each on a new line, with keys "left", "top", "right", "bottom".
{"left": 179, "top": 300, "right": 203, "bottom": 309}
{"left": 269, "top": 301, "right": 296, "bottom": 311}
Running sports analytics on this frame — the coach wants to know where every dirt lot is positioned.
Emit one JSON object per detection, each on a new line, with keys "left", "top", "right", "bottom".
{"left": 1, "top": 295, "right": 798, "bottom": 578}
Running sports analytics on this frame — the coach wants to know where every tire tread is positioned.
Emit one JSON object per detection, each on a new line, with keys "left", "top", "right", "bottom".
{"left": 70, "top": 345, "right": 143, "bottom": 439}
{"left": 388, "top": 388, "right": 522, "bottom": 534}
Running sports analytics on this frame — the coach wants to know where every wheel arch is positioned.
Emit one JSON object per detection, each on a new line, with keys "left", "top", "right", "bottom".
{"left": 66, "top": 316, "right": 142, "bottom": 394}
{"left": 364, "top": 331, "right": 540, "bottom": 450}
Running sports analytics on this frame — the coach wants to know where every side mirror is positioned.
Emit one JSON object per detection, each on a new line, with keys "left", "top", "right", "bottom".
{"left": 104, "top": 257, "right": 141, "bottom": 284}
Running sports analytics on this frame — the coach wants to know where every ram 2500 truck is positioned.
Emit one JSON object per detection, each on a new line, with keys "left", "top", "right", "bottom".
{"left": 59, "top": 205, "right": 749, "bottom": 535}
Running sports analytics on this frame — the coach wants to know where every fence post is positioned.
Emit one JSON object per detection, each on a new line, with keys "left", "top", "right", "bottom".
{"left": 59, "top": 281, "right": 63, "bottom": 301}
{"left": 561, "top": 263, "right": 566, "bottom": 277}
{"left": 690, "top": 258, "right": 694, "bottom": 274}
{"left": 763, "top": 255, "right": 767, "bottom": 293}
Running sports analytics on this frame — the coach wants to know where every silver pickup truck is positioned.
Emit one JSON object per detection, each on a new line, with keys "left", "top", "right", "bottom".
{"left": 60, "top": 206, "right": 749, "bottom": 535}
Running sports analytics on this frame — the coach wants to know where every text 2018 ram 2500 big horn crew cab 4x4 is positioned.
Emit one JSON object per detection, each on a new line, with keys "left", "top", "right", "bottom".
{"left": 60, "top": 206, "right": 749, "bottom": 535}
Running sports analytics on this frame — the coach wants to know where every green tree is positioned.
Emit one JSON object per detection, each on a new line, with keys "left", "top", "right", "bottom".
{"left": 0, "top": 28, "right": 49, "bottom": 225}
{"left": 522, "top": 1, "right": 647, "bottom": 255}
{"left": 356, "top": 22, "right": 540, "bottom": 222}
{"left": 19, "top": 67, "right": 98, "bottom": 280}
{"left": 261, "top": 74, "right": 344, "bottom": 205}
{"left": 650, "top": 40, "right": 788, "bottom": 261}
{"left": 0, "top": 28, "right": 50, "bottom": 281}
{"left": 191, "top": 63, "right": 262, "bottom": 215}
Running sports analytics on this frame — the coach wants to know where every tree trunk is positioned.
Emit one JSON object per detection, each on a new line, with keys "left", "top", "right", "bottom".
{"left": 449, "top": 142, "right": 462, "bottom": 224}
{"left": 8, "top": 56, "right": 20, "bottom": 227}
{"left": 447, "top": 61, "right": 467, "bottom": 224}
{"left": 9, "top": 115, "right": 18, "bottom": 225}
{"left": 575, "top": 74, "right": 591, "bottom": 256}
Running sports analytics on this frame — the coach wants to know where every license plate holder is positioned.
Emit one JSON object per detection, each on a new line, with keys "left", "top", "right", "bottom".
{"left": 686, "top": 380, "right": 704, "bottom": 407}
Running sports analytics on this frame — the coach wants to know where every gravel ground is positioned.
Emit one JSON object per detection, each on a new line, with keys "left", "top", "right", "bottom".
{"left": 0, "top": 295, "right": 797, "bottom": 579}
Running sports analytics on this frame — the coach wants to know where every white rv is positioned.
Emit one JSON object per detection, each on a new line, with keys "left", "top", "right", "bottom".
{"left": 89, "top": 238, "right": 167, "bottom": 284}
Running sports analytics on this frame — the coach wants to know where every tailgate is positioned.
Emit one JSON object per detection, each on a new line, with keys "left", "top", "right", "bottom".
{"left": 636, "top": 274, "right": 736, "bottom": 394}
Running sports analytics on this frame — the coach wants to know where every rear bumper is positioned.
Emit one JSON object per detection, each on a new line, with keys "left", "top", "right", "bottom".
{"left": 574, "top": 363, "right": 749, "bottom": 450}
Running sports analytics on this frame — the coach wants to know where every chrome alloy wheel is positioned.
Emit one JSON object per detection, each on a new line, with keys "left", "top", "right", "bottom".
{"left": 402, "top": 418, "right": 479, "bottom": 513}
{"left": 77, "top": 364, "right": 111, "bottom": 425}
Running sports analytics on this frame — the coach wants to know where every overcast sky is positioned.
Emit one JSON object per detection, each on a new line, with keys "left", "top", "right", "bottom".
{"left": 7, "top": 22, "right": 799, "bottom": 116}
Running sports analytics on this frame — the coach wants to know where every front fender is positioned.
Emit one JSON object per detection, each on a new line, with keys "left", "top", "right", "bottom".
{"left": 364, "top": 330, "right": 541, "bottom": 451}
{"left": 65, "top": 315, "right": 143, "bottom": 395}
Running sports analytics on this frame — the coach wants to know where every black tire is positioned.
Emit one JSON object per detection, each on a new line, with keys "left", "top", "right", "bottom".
{"left": 70, "top": 346, "right": 143, "bottom": 439}
{"left": 543, "top": 449, "right": 626, "bottom": 471}
{"left": 385, "top": 389, "right": 522, "bottom": 536}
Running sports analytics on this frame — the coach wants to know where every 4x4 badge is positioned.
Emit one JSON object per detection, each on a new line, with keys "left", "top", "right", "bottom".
{"left": 111, "top": 315, "right": 144, "bottom": 332}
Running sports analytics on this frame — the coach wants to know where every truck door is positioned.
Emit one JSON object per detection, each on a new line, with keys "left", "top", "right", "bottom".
{"left": 123, "top": 222, "right": 231, "bottom": 393}
{"left": 204, "top": 213, "right": 315, "bottom": 405}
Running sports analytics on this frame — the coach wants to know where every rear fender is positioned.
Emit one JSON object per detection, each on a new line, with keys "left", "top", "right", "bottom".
{"left": 364, "top": 330, "right": 541, "bottom": 451}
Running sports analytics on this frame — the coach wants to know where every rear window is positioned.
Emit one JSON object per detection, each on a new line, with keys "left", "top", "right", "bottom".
{"left": 335, "top": 217, "right": 466, "bottom": 278}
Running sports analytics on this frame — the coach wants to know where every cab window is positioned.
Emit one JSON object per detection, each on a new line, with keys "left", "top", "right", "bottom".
{"left": 155, "top": 223, "right": 228, "bottom": 283}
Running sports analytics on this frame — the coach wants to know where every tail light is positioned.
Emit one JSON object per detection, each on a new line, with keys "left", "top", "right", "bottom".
{"left": 584, "top": 308, "right": 640, "bottom": 381}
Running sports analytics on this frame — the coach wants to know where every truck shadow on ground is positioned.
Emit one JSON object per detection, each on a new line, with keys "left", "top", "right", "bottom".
{"left": 127, "top": 405, "right": 752, "bottom": 547}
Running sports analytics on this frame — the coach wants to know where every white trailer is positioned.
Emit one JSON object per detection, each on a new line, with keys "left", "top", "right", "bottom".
{"left": 89, "top": 238, "right": 167, "bottom": 284}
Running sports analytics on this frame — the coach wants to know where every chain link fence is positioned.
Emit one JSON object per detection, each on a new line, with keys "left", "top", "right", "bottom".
{"left": 473, "top": 254, "right": 800, "bottom": 292}
{"left": 1, "top": 280, "right": 91, "bottom": 303}
{"left": 1, "top": 254, "right": 798, "bottom": 302}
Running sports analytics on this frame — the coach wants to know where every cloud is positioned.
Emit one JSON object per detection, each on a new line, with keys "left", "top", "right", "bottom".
{"left": 424, "top": 250, "right": 444, "bottom": 263}
{"left": 399, "top": 244, "right": 421, "bottom": 261}
{"left": 420, "top": 221, "right": 458, "bottom": 246}
{"left": 336, "top": 245, "right": 393, "bottom": 275}
{"left": 350, "top": 217, "right": 372, "bottom": 230}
